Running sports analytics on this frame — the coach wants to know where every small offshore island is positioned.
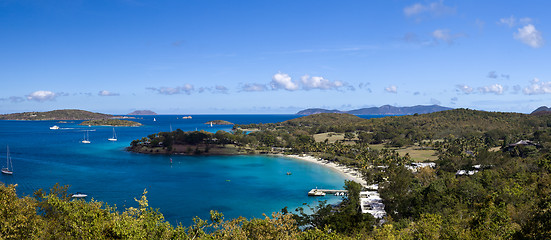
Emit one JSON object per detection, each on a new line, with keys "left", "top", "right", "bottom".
{"left": 79, "top": 119, "right": 142, "bottom": 127}
{"left": 0, "top": 109, "right": 142, "bottom": 126}
{"left": 205, "top": 120, "right": 233, "bottom": 125}
{"left": 127, "top": 110, "right": 157, "bottom": 115}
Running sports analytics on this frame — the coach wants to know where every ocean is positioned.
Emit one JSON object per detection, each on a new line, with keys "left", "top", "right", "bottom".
{"left": 0, "top": 114, "right": 363, "bottom": 225}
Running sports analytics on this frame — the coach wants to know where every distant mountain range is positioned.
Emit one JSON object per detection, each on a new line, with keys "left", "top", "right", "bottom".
{"left": 531, "top": 106, "right": 551, "bottom": 116}
{"left": 296, "top": 105, "right": 453, "bottom": 115}
{"left": 128, "top": 110, "right": 157, "bottom": 115}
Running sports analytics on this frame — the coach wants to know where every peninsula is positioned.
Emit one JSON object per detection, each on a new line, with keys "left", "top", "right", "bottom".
{"left": 0, "top": 109, "right": 112, "bottom": 120}
{"left": 80, "top": 119, "right": 142, "bottom": 127}
{"left": 128, "top": 130, "right": 251, "bottom": 155}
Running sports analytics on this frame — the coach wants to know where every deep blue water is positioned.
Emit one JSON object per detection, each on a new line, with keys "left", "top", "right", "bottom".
{"left": 0, "top": 114, "right": 382, "bottom": 225}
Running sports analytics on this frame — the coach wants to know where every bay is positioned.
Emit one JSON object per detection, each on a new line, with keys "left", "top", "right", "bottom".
{"left": 0, "top": 114, "right": 358, "bottom": 225}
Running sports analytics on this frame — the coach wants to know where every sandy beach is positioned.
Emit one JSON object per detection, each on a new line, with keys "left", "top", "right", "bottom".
{"left": 276, "top": 154, "right": 367, "bottom": 187}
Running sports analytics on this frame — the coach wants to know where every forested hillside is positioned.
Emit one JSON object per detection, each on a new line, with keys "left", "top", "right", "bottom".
{"left": 0, "top": 109, "right": 112, "bottom": 120}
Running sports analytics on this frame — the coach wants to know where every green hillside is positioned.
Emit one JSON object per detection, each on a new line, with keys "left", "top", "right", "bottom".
{"left": 0, "top": 109, "right": 112, "bottom": 120}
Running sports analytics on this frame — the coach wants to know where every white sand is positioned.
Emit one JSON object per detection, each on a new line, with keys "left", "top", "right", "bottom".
{"left": 276, "top": 154, "right": 367, "bottom": 187}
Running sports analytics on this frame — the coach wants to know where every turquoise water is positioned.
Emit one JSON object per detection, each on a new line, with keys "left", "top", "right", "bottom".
{"left": 0, "top": 115, "right": 353, "bottom": 225}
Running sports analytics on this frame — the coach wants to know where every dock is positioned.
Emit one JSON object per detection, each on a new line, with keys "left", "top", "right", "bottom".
{"left": 308, "top": 189, "right": 348, "bottom": 196}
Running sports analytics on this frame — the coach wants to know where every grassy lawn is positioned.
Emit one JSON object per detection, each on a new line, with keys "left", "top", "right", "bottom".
{"left": 367, "top": 144, "right": 437, "bottom": 162}
{"left": 395, "top": 147, "right": 438, "bottom": 162}
{"left": 368, "top": 143, "right": 387, "bottom": 151}
{"left": 313, "top": 132, "right": 345, "bottom": 143}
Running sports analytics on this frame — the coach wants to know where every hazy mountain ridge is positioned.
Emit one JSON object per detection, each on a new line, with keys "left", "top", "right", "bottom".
{"left": 295, "top": 108, "right": 344, "bottom": 115}
{"left": 297, "top": 104, "right": 453, "bottom": 115}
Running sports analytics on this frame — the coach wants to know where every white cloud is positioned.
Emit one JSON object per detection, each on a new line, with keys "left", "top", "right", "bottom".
{"left": 512, "top": 85, "right": 521, "bottom": 94}
{"left": 475, "top": 19, "right": 485, "bottom": 30}
{"left": 404, "top": 1, "right": 455, "bottom": 17}
{"left": 241, "top": 83, "right": 267, "bottom": 92}
{"left": 271, "top": 72, "right": 299, "bottom": 91}
{"left": 432, "top": 29, "right": 450, "bottom": 42}
{"left": 0, "top": 96, "right": 25, "bottom": 103}
{"left": 487, "top": 71, "right": 498, "bottom": 79}
{"left": 147, "top": 85, "right": 195, "bottom": 95}
{"left": 385, "top": 85, "right": 397, "bottom": 93}
{"left": 182, "top": 84, "right": 194, "bottom": 94}
{"left": 404, "top": 3, "right": 425, "bottom": 16}
{"left": 456, "top": 84, "right": 473, "bottom": 94}
{"left": 26, "top": 90, "right": 56, "bottom": 102}
{"left": 432, "top": 29, "right": 465, "bottom": 44}
{"left": 249, "top": 73, "right": 353, "bottom": 92}
{"left": 514, "top": 24, "right": 544, "bottom": 48}
{"left": 499, "top": 16, "right": 517, "bottom": 27}
{"left": 478, "top": 84, "right": 504, "bottom": 94}
{"left": 199, "top": 85, "right": 229, "bottom": 94}
{"left": 158, "top": 87, "right": 181, "bottom": 95}
{"left": 498, "top": 16, "right": 532, "bottom": 27}
{"left": 300, "top": 75, "right": 344, "bottom": 90}
{"left": 358, "top": 82, "right": 371, "bottom": 89}
{"left": 98, "top": 90, "right": 120, "bottom": 96}
{"left": 10, "top": 96, "right": 25, "bottom": 103}
{"left": 214, "top": 85, "right": 229, "bottom": 94}
{"left": 523, "top": 78, "right": 551, "bottom": 95}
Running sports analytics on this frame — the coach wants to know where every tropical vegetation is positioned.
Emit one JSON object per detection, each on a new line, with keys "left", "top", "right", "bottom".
{"left": 4, "top": 108, "right": 551, "bottom": 239}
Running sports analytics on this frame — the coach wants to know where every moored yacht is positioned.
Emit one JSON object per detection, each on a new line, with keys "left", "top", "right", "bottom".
{"left": 1, "top": 146, "right": 13, "bottom": 175}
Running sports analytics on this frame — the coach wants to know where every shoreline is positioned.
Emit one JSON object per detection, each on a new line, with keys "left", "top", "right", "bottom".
{"left": 274, "top": 154, "right": 367, "bottom": 188}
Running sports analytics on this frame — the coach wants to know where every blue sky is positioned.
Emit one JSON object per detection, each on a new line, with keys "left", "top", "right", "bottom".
{"left": 1, "top": 0, "right": 550, "bottom": 114}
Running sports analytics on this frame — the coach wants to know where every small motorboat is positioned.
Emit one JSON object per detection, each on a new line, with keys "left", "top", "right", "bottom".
{"left": 71, "top": 192, "right": 88, "bottom": 198}
{"left": 49, "top": 125, "right": 60, "bottom": 130}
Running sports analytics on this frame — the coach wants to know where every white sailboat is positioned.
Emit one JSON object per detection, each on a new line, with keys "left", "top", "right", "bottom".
{"left": 81, "top": 131, "right": 91, "bottom": 144}
{"left": 153, "top": 117, "right": 156, "bottom": 122}
{"left": 2, "top": 146, "right": 13, "bottom": 175}
{"left": 108, "top": 128, "right": 117, "bottom": 141}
